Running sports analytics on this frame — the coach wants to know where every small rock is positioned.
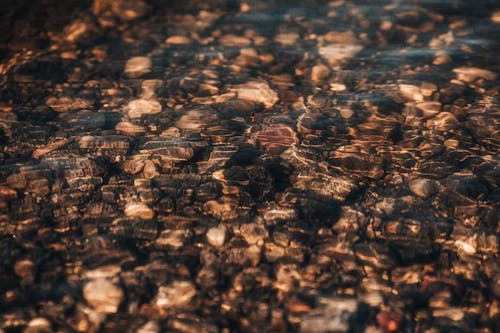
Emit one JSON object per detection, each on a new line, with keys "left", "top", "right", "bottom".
{"left": 300, "top": 297, "right": 359, "bottom": 333}
{"left": 83, "top": 278, "right": 124, "bottom": 314}
{"left": 453, "top": 67, "right": 497, "bottom": 83}
{"left": 141, "top": 79, "right": 163, "bottom": 99}
{"left": 231, "top": 80, "right": 279, "bottom": 109}
{"left": 206, "top": 226, "right": 226, "bottom": 247}
{"left": 126, "top": 99, "right": 162, "bottom": 119}
{"left": 318, "top": 44, "right": 363, "bottom": 67}
{"left": 137, "top": 320, "right": 160, "bottom": 333}
{"left": 491, "top": 10, "right": 500, "bottom": 23}
{"left": 14, "top": 259, "right": 36, "bottom": 280}
{"left": 166, "top": 35, "right": 192, "bottom": 45}
{"left": 124, "top": 56, "right": 152, "bottom": 78}
{"left": 115, "top": 121, "right": 146, "bottom": 135}
{"left": 275, "top": 33, "right": 300, "bottom": 46}
{"left": 219, "top": 34, "right": 251, "bottom": 47}
{"left": 311, "top": 64, "right": 330, "bottom": 81}
{"left": 408, "top": 178, "right": 438, "bottom": 198}
{"left": 155, "top": 229, "right": 192, "bottom": 249}
{"left": 124, "top": 203, "right": 155, "bottom": 219}
{"left": 155, "top": 281, "right": 197, "bottom": 309}
{"left": 23, "top": 317, "right": 52, "bottom": 333}
{"left": 239, "top": 223, "right": 268, "bottom": 245}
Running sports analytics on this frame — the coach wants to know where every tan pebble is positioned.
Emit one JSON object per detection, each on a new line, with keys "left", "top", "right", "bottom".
{"left": 219, "top": 34, "right": 251, "bottom": 46}
{"left": 115, "top": 121, "right": 146, "bottom": 135}
{"left": 155, "top": 281, "right": 196, "bottom": 309}
{"left": 318, "top": 43, "right": 363, "bottom": 67}
{"left": 330, "top": 83, "right": 347, "bottom": 92}
{"left": 311, "top": 64, "right": 330, "bottom": 81}
{"left": 274, "top": 33, "right": 299, "bottom": 46}
{"left": 24, "top": 318, "right": 52, "bottom": 333}
{"left": 230, "top": 80, "right": 278, "bottom": 108}
{"left": 83, "top": 278, "right": 124, "bottom": 314}
{"left": 137, "top": 321, "right": 160, "bottom": 333}
{"left": 433, "top": 51, "right": 451, "bottom": 65}
{"left": 126, "top": 99, "right": 162, "bottom": 119}
{"left": 408, "top": 178, "right": 438, "bottom": 198}
{"left": 491, "top": 10, "right": 500, "bottom": 23}
{"left": 399, "top": 84, "right": 423, "bottom": 102}
{"left": 453, "top": 67, "right": 497, "bottom": 83}
{"left": 14, "top": 259, "right": 35, "bottom": 279}
{"left": 166, "top": 35, "right": 192, "bottom": 45}
{"left": 124, "top": 56, "right": 152, "bottom": 78}
{"left": 124, "top": 203, "right": 155, "bottom": 219}
{"left": 206, "top": 226, "right": 226, "bottom": 247}
{"left": 32, "top": 139, "right": 72, "bottom": 159}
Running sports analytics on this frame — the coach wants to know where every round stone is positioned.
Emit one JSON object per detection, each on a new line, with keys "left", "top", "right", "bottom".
{"left": 206, "top": 226, "right": 226, "bottom": 247}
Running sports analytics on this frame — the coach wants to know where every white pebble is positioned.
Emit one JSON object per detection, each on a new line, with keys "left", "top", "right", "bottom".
{"left": 83, "top": 278, "right": 124, "bottom": 314}
{"left": 206, "top": 226, "right": 226, "bottom": 247}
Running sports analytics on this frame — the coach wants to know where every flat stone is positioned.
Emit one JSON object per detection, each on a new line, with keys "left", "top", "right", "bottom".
{"left": 126, "top": 99, "right": 162, "bottom": 119}
{"left": 124, "top": 203, "right": 155, "bottom": 219}
{"left": 24, "top": 318, "right": 52, "bottom": 333}
{"left": 124, "top": 56, "right": 152, "bottom": 78}
{"left": 219, "top": 34, "right": 251, "bottom": 47}
{"left": 274, "top": 33, "right": 299, "bottom": 46}
{"left": 83, "top": 278, "right": 124, "bottom": 314}
{"left": 166, "top": 35, "right": 192, "bottom": 45}
{"left": 231, "top": 80, "right": 279, "bottom": 109}
{"left": 453, "top": 67, "right": 497, "bottom": 83}
{"left": 115, "top": 121, "right": 146, "bottom": 135}
{"left": 318, "top": 44, "right": 363, "bottom": 67}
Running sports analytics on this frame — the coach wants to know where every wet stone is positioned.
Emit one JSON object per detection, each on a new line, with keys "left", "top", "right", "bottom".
{"left": 126, "top": 99, "right": 162, "bottom": 119}
{"left": 408, "top": 178, "right": 438, "bottom": 198}
{"left": 230, "top": 81, "right": 279, "bottom": 109}
{"left": 154, "top": 281, "right": 197, "bottom": 310}
{"left": 83, "top": 278, "right": 124, "bottom": 314}
{"left": 0, "top": 1, "right": 498, "bottom": 332}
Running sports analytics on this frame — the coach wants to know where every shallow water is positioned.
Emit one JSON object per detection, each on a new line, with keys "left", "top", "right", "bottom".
{"left": 0, "top": 0, "right": 499, "bottom": 332}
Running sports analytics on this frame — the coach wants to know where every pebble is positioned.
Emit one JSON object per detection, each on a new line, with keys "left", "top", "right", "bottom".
{"left": 274, "top": 33, "right": 299, "bottom": 46}
{"left": 318, "top": 44, "right": 363, "bottom": 67}
{"left": 300, "top": 297, "right": 359, "bottom": 333}
{"left": 206, "top": 226, "right": 226, "bottom": 247}
{"left": 124, "top": 56, "right": 152, "bottom": 78}
{"left": 83, "top": 278, "right": 124, "bottom": 314}
{"left": 155, "top": 228, "right": 192, "bottom": 249}
{"left": 239, "top": 223, "right": 268, "bottom": 245}
{"left": 23, "top": 318, "right": 52, "bottom": 333}
{"left": 218, "top": 34, "right": 251, "bottom": 47}
{"left": 136, "top": 321, "right": 160, "bottom": 333}
{"left": 126, "top": 99, "right": 162, "bottom": 119}
{"left": 155, "top": 281, "right": 197, "bottom": 309}
{"left": 311, "top": 64, "right": 330, "bottom": 81}
{"left": 491, "top": 10, "right": 500, "bottom": 23}
{"left": 14, "top": 259, "right": 36, "bottom": 280}
{"left": 166, "top": 35, "right": 192, "bottom": 45}
{"left": 231, "top": 80, "right": 279, "bottom": 109}
{"left": 124, "top": 203, "right": 155, "bottom": 219}
{"left": 453, "top": 67, "right": 497, "bottom": 83}
{"left": 115, "top": 121, "right": 146, "bottom": 135}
